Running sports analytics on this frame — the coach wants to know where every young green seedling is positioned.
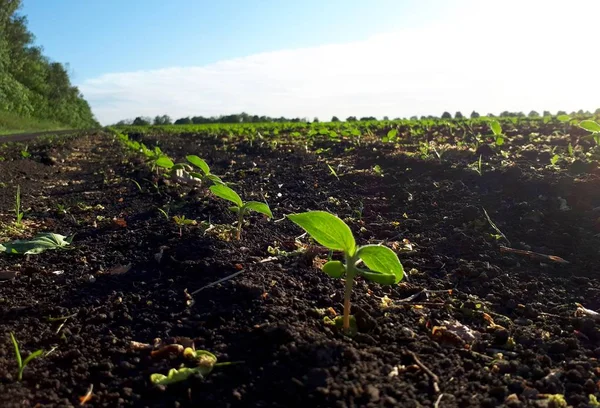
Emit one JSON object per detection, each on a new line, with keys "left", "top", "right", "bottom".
{"left": 579, "top": 120, "right": 600, "bottom": 146}
{"left": 185, "top": 155, "right": 223, "bottom": 185}
{"left": 489, "top": 120, "right": 504, "bottom": 146}
{"left": 287, "top": 211, "right": 404, "bottom": 333}
{"left": 209, "top": 184, "right": 273, "bottom": 240}
{"left": 14, "top": 185, "right": 23, "bottom": 227}
{"left": 10, "top": 332, "right": 43, "bottom": 381}
{"left": 173, "top": 215, "right": 196, "bottom": 237}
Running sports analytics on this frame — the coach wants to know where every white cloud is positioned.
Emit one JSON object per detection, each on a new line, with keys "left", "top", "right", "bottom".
{"left": 80, "top": 0, "right": 600, "bottom": 125}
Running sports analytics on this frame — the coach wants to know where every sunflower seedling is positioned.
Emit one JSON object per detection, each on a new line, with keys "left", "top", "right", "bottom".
{"left": 10, "top": 332, "right": 43, "bottom": 381}
{"left": 579, "top": 120, "right": 600, "bottom": 146}
{"left": 489, "top": 120, "right": 504, "bottom": 146}
{"left": 288, "top": 211, "right": 404, "bottom": 334}
{"left": 209, "top": 184, "right": 272, "bottom": 240}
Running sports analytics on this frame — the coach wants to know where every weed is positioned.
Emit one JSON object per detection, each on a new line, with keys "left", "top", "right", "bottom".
{"left": 173, "top": 215, "right": 196, "bottom": 237}
{"left": 9, "top": 332, "right": 43, "bottom": 381}
{"left": 14, "top": 185, "right": 23, "bottom": 227}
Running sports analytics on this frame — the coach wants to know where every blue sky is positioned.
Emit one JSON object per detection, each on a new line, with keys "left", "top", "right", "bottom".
{"left": 22, "top": 0, "right": 447, "bottom": 81}
{"left": 20, "top": 0, "right": 600, "bottom": 124}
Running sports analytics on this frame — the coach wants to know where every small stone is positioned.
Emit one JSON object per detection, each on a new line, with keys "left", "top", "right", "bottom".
{"left": 365, "top": 385, "right": 380, "bottom": 402}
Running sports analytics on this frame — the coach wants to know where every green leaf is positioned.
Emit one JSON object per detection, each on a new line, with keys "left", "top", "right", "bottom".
{"left": 1, "top": 233, "right": 72, "bottom": 255}
{"left": 228, "top": 206, "right": 240, "bottom": 213}
{"left": 557, "top": 114, "right": 571, "bottom": 123}
{"left": 550, "top": 154, "right": 559, "bottom": 165}
{"left": 387, "top": 129, "right": 398, "bottom": 140}
{"left": 358, "top": 270, "right": 398, "bottom": 285}
{"left": 243, "top": 201, "right": 273, "bottom": 218}
{"left": 322, "top": 260, "right": 345, "bottom": 278}
{"left": 186, "top": 155, "right": 210, "bottom": 174}
{"left": 579, "top": 120, "right": 600, "bottom": 133}
{"left": 356, "top": 245, "right": 404, "bottom": 284}
{"left": 489, "top": 120, "right": 502, "bottom": 136}
{"left": 22, "top": 349, "right": 43, "bottom": 366}
{"left": 155, "top": 156, "right": 174, "bottom": 169}
{"left": 209, "top": 184, "right": 243, "bottom": 207}
{"left": 323, "top": 315, "right": 357, "bottom": 336}
{"left": 287, "top": 211, "right": 356, "bottom": 255}
{"left": 207, "top": 174, "right": 224, "bottom": 185}
{"left": 495, "top": 136, "right": 504, "bottom": 146}
{"left": 150, "top": 367, "right": 204, "bottom": 386}
{"left": 10, "top": 333, "right": 22, "bottom": 368}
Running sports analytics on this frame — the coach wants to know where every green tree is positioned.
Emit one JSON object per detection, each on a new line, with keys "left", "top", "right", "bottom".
{"left": 153, "top": 114, "right": 172, "bottom": 125}
{"left": 441, "top": 112, "right": 451, "bottom": 119}
{"left": 132, "top": 116, "right": 151, "bottom": 126}
{"left": 331, "top": 116, "right": 340, "bottom": 122}
{"left": 346, "top": 116, "right": 357, "bottom": 122}
{"left": 528, "top": 110, "right": 540, "bottom": 117}
{"left": 470, "top": 111, "right": 480, "bottom": 118}
{"left": 454, "top": 111, "right": 464, "bottom": 119}
{"left": 174, "top": 117, "right": 192, "bottom": 125}
{"left": 0, "top": 1, "right": 97, "bottom": 129}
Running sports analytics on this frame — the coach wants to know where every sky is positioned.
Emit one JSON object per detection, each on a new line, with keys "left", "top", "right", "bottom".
{"left": 22, "top": 0, "right": 600, "bottom": 125}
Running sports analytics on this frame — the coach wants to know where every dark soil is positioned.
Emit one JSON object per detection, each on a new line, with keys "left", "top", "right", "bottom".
{"left": 1, "top": 130, "right": 600, "bottom": 407}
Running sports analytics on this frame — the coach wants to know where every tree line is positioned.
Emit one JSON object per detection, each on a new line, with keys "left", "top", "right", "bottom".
{"left": 116, "top": 109, "right": 600, "bottom": 126}
{"left": 0, "top": 0, "right": 98, "bottom": 128}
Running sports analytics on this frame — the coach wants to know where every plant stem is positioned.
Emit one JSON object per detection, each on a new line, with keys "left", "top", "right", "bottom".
{"left": 343, "top": 274, "right": 355, "bottom": 333}
{"left": 343, "top": 253, "right": 358, "bottom": 333}
{"left": 236, "top": 211, "right": 244, "bottom": 240}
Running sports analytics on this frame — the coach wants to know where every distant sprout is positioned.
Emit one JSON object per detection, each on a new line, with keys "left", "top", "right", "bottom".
{"left": 14, "top": 185, "right": 24, "bottom": 227}
{"left": 470, "top": 155, "right": 483, "bottom": 176}
{"left": 550, "top": 154, "right": 560, "bottom": 166}
{"left": 373, "top": 164, "right": 384, "bottom": 176}
{"left": 557, "top": 114, "right": 571, "bottom": 123}
{"left": 327, "top": 163, "right": 340, "bottom": 180}
{"left": 10, "top": 332, "right": 43, "bottom": 381}
{"left": 579, "top": 120, "right": 600, "bottom": 146}
{"left": 288, "top": 211, "right": 404, "bottom": 334}
{"left": 489, "top": 120, "right": 504, "bottom": 146}
{"left": 20, "top": 145, "right": 31, "bottom": 159}
{"left": 567, "top": 143, "right": 574, "bottom": 157}
{"left": 209, "top": 184, "right": 273, "bottom": 240}
{"left": 382, "top": 128, "right": 398, "bottom": 143}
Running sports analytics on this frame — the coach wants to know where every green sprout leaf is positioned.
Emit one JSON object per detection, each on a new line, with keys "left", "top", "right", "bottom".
{"left": 557, "top": 114, "right": 571, "bottom": 123}
{"left": 489, "top": 120, "right": 502, "bottom": 136}
{"left": 151, "top": 349, "right": 218, "bottom": 386}
{"left": 356, "top": 245, "right": 403, "bottom": 284}
{"left": 207, "top": 174, "right": 224, "bottom": 185}
{"left": 150, "top": 367, "right": 203, "bottom": 386}
{"left": 155, "top": 156, "right": 174, "bottom": 169}
{"left": 550, "top": 154, "right": 559, "bottom": 165}
{"left": 186, "top": 155, "right": 210, "bottom": 175}
{"left": 322, "top": 260, "right": 345, "bottom": 278}
{"left": 1, "top": 233, "right": 72, "bottom": 255}
{"left": 210, "top": 184, "right": 243, "bottom": 207}
{"left": 288, "top": 211, "right": 356, "bottom": 255}
{"left": 579, "top": 120, "right": 600, "bottom": 133}
{"left": 243, "top": 201, "right": 273, "bottom": 218}
{"left": 324, "top": 315, "right": 357, "bottom": 336}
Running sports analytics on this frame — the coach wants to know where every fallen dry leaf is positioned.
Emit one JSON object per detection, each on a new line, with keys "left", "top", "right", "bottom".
{"left": 79, "top": 384, "right": 93, "bottom": 406}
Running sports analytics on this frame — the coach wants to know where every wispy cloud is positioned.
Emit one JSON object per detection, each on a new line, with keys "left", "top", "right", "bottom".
{"left": 80, "top": 0, "right": 600, "bottom": 125}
